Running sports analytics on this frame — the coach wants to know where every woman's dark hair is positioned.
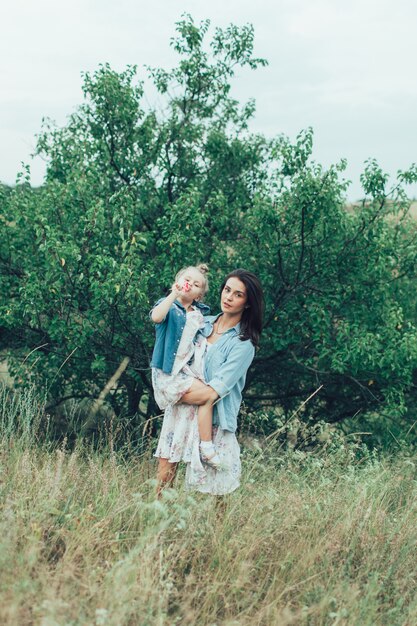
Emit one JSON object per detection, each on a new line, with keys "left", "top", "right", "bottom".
{"left": 220, "top": 269, "right": 264, "bottom": 347}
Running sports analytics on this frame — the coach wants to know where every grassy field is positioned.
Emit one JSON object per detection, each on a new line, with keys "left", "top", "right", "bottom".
{"left": 0, "top": 390, "right": 417, "bottom": 625}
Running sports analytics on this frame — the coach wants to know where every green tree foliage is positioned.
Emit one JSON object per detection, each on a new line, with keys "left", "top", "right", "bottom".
{"left": 1, "top": 15, "right": 417, "bottom": 439}
{"left": 240, "top": 152, "right": 417, "bottom": 426}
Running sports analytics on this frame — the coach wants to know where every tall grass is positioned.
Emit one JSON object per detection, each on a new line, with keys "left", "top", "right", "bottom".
{"left": 0, "top": 384, "right": 416, "bottom": 625}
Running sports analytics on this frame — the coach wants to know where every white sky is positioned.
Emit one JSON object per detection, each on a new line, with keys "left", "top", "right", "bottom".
{"left": 1, "top": 0, "right": 416, "bottom": 200}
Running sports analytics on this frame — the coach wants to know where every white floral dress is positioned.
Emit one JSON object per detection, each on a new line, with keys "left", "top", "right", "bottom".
{"left": 153, "top": 310, "right": 241, "bottom": 495}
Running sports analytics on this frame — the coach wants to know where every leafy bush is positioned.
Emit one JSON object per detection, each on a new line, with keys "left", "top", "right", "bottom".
{"left": 2, "top": 16, "right": 417, "bottom": 442}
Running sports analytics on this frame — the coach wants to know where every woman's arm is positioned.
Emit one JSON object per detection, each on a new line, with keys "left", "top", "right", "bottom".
{"left": 207, "top": 340, "right": 255, "bottom": 398}
{"left": 182, "top": 340, "right": 255, "bottom": 405}
{"left": 182, "top": 380, "right": 219, "bottom": 405}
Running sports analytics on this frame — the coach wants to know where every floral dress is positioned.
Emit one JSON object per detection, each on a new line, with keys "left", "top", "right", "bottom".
{"left": 153, "top": 310, "right": 241, "bottom": 495}
{"left": 152, "top": 308, "right": 206, "bottom": 411}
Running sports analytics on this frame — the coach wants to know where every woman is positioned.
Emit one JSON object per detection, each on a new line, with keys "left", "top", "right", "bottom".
{"left": 156, "top": 268, "right": 264, "bottom": 495}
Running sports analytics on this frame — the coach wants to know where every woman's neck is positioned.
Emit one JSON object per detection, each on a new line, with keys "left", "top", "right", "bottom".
{"left": 218, "top": 311, "right": 241, "bottom": 330}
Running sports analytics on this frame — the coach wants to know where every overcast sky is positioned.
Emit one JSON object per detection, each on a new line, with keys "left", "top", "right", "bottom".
{"left": 1, "top": 0, "right": 416, "bottom": 200}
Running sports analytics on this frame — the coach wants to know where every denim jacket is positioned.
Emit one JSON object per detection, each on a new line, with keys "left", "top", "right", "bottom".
{"left": 200, "top": 314, "right": 255, "bottom": 433}
{"left": 150, "top": 298, "right": 211, "bottom": 374}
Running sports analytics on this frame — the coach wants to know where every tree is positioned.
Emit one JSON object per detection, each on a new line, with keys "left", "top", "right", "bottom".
{"left": 0, "top": 16, "right": 268, "bottom": 435}
{"left": 2, "top": 15, "right": 417, "bottom": 441}
{"left": 238, "top": 146, "right": 417, "bottom": 429}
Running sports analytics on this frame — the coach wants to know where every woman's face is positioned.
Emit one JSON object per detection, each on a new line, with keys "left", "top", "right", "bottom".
{"left": 221, "top": 277, "right": 248, "bottom": 316}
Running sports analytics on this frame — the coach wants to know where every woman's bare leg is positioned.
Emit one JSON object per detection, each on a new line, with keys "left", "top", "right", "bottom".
{"left": 156, "top": 458, "right": 178, "bottom": 497}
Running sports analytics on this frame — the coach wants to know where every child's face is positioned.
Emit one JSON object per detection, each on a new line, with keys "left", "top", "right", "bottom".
{"left": 178, "top": 268, "right": 205, "bottom": 301}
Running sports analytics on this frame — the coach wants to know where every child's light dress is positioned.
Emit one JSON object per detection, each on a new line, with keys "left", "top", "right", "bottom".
{"left": 153, "top": 308, "right": 241, "bottom": 495}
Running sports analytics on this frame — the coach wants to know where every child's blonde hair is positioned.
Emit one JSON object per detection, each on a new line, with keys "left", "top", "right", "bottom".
{"left": 175, "top": 263, "right": 209, "bottom": 296}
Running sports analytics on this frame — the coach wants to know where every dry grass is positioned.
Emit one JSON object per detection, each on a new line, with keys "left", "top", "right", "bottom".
{"left": 0, "top": 389, "right": 416, "bottom": 625}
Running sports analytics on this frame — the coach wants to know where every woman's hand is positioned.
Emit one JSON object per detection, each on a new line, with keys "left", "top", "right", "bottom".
{"left": 181, "top": 380, "right": 219, "bottom": 405}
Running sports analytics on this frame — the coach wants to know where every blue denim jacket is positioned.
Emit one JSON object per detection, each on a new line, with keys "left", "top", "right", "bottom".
{"left": 150, "top": 298, "right": 211, "bottom": 374}
{"left": 200, "top": 314, "right": 255, "bottom": 433}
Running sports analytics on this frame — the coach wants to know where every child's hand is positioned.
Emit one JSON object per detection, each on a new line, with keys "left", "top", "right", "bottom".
{"left": 171, "top": 281, "right": 188, "bottom": 297}
{"left": 170, "top": 282, "right": 182, "bottom": 298}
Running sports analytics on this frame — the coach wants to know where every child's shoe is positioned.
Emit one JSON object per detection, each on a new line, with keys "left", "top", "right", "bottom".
{"left": 199, "top": 441, "right": 223, "bottom": 470}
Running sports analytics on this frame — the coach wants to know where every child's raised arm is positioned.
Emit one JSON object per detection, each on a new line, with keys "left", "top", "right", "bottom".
{"left": 150, "top": 283, "right": 183, "bottom": 323}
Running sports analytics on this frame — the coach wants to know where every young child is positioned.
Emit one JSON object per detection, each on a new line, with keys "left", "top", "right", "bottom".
{"left": 150, "top": 264, "right": 221, "bottom": 469}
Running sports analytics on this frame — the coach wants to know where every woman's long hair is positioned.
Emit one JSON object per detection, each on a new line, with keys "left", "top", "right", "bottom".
{"left": 220, "top": 269, "right": 264, "bottom": 347}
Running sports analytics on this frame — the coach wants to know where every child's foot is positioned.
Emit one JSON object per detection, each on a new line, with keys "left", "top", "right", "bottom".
{"left": 199, "top": 442, "right": 223, "bottom": 470}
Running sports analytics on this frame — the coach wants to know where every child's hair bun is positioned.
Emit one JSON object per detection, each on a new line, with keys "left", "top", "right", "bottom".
{"left": 197, "top": 263, "right": 209, "bottom": 275}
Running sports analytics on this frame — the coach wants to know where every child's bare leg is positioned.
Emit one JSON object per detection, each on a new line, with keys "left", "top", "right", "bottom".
{"left": 197, "top": 401, "right": 223, "bottom": 469}
{"left": 197, "top": 400, "right": 214, "bottom": 442}
{"left": 156, "top": 458, "right": 178, "bottom": 497}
